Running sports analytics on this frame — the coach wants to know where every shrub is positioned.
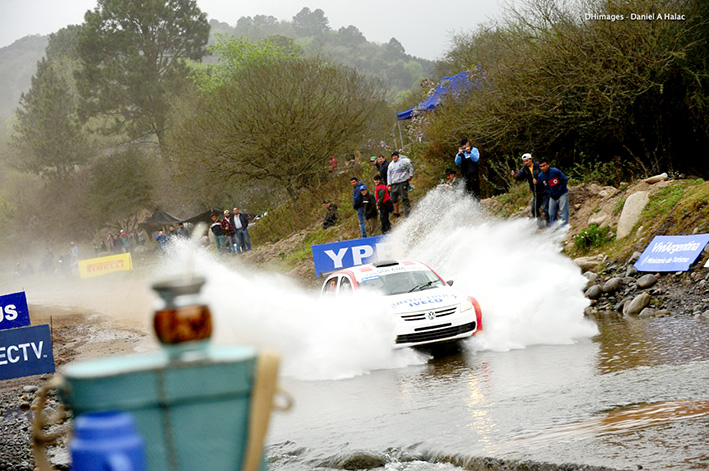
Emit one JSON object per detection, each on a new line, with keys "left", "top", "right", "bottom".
{"left": 574, "top": 224, "right": 614, "bottom": 251}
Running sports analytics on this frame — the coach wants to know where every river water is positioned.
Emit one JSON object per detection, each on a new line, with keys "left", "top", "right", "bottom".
{"left": 266, "top": 316, "right": 709, "bottom": 471}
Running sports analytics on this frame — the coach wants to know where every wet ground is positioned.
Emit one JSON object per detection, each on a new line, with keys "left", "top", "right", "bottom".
{"left": 267, "top": 316, "right": 709, "bottom": 471}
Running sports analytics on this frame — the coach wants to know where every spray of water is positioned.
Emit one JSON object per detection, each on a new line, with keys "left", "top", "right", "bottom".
{"left": 152, "top": 186, "right": 596, "bottom": 380}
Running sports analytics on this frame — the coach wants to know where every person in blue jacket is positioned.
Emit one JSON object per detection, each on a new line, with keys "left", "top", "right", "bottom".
{"left": 350, "top": 177, "right": 367, "bottom": 237}
{"left": 537, "top": 160, "right": 569, "bottom": 225}
{"left": 454, "top": 137, "right": 481, "bottom": 198}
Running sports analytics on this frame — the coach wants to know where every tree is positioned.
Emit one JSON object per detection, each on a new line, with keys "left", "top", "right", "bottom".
{"left": 75, "top": 0, "right": 209, "bottom": 150}
{"left": 170, "top": 57, "right": 387, "bottom": 200}
{"left": 292, "top": 8, "right": 330, "bottom": 36}
{"left": 11, "top": 57, "right": 91, "bottom": 181}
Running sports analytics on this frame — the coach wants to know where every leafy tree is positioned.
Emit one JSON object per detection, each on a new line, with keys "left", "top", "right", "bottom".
{"left": 11, "top": 57, "right": 91, "bottom": 181}
{"left": 75, "top": 0, "right": 209, "bottom": 150}
{"left": 89, "top": 147, "right": 153, "bottom": 224}
{"left": 292, "top": 8, "right": 330, "bottom": 36}
{"left": 170, "top": 57, "right": 386, "bottom": 200}
{"left": 337, "top": 26, "right": 367, "bottom": 45}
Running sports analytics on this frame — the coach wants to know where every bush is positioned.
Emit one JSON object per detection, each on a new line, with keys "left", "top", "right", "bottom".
{"left": 574, "top": 224, "right": 614, "bottom": 251}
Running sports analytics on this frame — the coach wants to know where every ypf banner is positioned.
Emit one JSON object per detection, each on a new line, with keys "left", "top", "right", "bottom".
{"left": 312, "top": 236, "right": 388, "bottom": 277}
{"left": 0, "top": 291, "right": 31, "bottom": 331}
{"left": 78, "top": 253, "right": 133, "bottom": 279}
{"left": 634, "top": 234, "right": 709, "bottom": 272}
{"left": 0, "top": 324, "right": 55, "bottom": 380}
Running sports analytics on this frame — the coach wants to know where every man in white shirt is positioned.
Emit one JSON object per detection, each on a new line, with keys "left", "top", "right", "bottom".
{"left": 386, "top": 151, "right": 414, "bottom": 217}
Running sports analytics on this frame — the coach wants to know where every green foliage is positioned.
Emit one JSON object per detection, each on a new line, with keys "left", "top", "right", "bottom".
{"left": 191, "top": 34, "right": 301, "bottom": 93}
{"left": 642, "top": 184, "right": 685, "bottom": 219}
{"left": 11, "top": 57, "right": 91, "bottom": 181}
{"left": 613, "top": 198, "right": 625, "bottom": 215}
{"left": 89, "top": 148, "right": 153, "bottom": 224}
{"left": 423, "top": 0, "right": 709, "bottom": 193}
{"left": 76, "top": 0, "right": 209, "bottom": 149}
{"left": 574, "top": 224, "right": 614, "bottom": 252}
{"left": 170, "top": 57, "right": 387, "bottom": 200}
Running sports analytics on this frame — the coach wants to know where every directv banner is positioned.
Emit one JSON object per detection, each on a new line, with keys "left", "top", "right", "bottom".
{"left": 312, "top": 236, "right": 387, "bottom": 277}
{"left": 0, "top": 291, "right": 31, "bottom": 331}
{"left": 0, "top": 324, "right": 55, "bottom": 380}
{"left": 78, "top": 253, "right": 133, "bottom": 279}
{"left": 634, "top": 234, "right": 709, "bottom": 272}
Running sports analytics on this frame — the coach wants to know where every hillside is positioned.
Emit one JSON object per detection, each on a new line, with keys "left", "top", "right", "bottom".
{"left": 0, "top": 35, "right": 47, "bottom": 121}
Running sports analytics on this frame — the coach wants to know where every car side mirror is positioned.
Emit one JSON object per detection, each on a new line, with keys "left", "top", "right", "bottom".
{"left": 446, "top": 280, "right": 454, "bottom": 286}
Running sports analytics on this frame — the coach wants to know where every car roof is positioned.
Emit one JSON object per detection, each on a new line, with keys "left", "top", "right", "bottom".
{"left": 329, "top": 260, "right": 432, "bottom": 282}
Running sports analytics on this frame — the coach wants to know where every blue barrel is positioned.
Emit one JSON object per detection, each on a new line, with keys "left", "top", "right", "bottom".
{"left": 71, "top": 411, "right": 146, "bottom": 471}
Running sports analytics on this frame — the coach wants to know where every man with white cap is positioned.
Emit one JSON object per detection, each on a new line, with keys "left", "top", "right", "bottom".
{"left": 512, "top": 152, "right": 547, "bottom": 225}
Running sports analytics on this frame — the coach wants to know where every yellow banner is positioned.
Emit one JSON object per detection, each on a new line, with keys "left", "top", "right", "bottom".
{"left": 78, "top": 253, "right": 133, "bottom": 279}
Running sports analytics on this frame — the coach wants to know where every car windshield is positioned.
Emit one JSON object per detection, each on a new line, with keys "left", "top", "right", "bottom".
{"left": 358, "top": 269, "right": 444, "bottom": 296}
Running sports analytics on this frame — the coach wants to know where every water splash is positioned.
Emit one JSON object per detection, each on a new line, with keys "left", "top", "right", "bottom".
{"left": 154, "top": 186, "right": 597, "bottom": 379}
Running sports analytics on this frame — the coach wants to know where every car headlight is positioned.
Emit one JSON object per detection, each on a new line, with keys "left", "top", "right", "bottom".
{"left": 460, "top": 297, "right": 473, "bottom": 312}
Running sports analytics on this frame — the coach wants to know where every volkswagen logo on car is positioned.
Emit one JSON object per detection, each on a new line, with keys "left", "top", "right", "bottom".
{"left": 426, "top": 311, "right": 436, "bottom": 320}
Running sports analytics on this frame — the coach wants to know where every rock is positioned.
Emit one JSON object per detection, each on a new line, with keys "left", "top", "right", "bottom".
{"left": 623, "top": 292, "right": 651, "bottom": 316}
{"left": 583, "top": 271, "right": 599, "bottom": 283}
{"left": 21, "top": 386, "right": 38, "bottom": 394}
{"left": 626, "top": 265, "right": 638, "bottom": 277}
{"left": 622, "top": 276, "right": 635, "bottom": 286}
{"left": 602, "top": 277, "right": 624, "bottom": 293}
{"left": 656, "top": 309, "right": 671, "bottom": 317}
{"left": 638, "top": 307, "right": 656, "bottom": 318}
{"left": 574, "top": 256, "right": 603, "bottom": 271}
{"left": 637, "top": 274, "right": 658, "bottom": 289}
{"left": 703, "top": 311, "right": 709, "bottom": 319}
{"left": 585, "top": 285, "right": 603, "bottom": 299}
{"left": 615, "top": 296, "right": 633, "bottom": 312}
{"left": 617, "top": 191, "right": 650, "bottom": 239}
{"left": 588, "top": 213, "right": 609, "bottom": 226}
{"left": 630, "top": 251, "right": 642, "bottom": 262}
{"left": 644, "top": 172, "right": 668, "bottom": 184}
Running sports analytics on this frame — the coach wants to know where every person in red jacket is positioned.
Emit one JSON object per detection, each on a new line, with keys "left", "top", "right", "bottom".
{"left": 373, "top": 174, "right": 393, "bottom": 234}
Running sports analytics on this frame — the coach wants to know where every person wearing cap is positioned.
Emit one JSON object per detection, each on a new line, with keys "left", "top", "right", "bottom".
{"left": 350, "top": 177, "right": 367, "bottom": 237}
{"left": 454, "top": 137, "right": 481, "bottom": 198}
{"left": 322, "top": 199, "right": 339, "bottom": 229}
{"left": 387, "top": 151, "right": 414, "bottom": 217}
{"left": 360, "top": 185, "right": 378, "bottom": 237}
{"left": 443, "top": 168, "right": 458, "bottom": 188}
{"left": 537, "top": 160, "right": 569, "bottom": 226}
{"left": 512, "top": 153, "right": 547, "bottom": 224}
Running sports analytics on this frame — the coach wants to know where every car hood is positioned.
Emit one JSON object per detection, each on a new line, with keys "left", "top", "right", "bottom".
{"left": 387, "top": 287, "right": 464, "bottom": 314}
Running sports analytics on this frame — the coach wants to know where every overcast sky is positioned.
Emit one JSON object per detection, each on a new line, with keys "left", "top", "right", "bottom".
{"left": 0, "top": 0, "right": 507, "bottom": 60}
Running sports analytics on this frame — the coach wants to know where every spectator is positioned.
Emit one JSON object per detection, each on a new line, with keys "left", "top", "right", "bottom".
{"left": 209, "top": 213, "right": 226, "bottom": 252}
{"left": 443, "top": 168, "right": 458, "bottom": 188}
{"left": 176, "top": 222, "right": 191, "bottom": 239}
{"left": 375, "top": 155, "right": 389, "bottom": 185}
{"left": 538, "top": 160, "right": 569, "bottom": 226}
{"left": 221, "top": 210, "right": 235, "bottom": 252}
{"left": 350, "top": 177, "right": 367, "bottom": 237}
{"left": 156, "top": 230, "right": 169, "bottom": 252}
{"left": 512, "top": 153, "right": 548, "bottom": 225}
{"left": 454, "top": 137, "right": 481, "bottom": 198}
{"left": 360, "top": 185, "right": 378, "bottom": 237}
{"left": 232, "top": 207, "right": 251, "bottom": 253}
{"left": 322, "top": 199, "right": 339, "bottom": 229}
{"left": 328, "top": 156, "right": 338, "bottom": 172}
{"left": 373, "top": 174, "right": 393, "bottom": 234}
{"left": 387, "top": 151, "right": 414, "bottom": 218}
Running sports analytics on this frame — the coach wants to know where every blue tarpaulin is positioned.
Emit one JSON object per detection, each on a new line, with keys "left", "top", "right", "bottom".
{"left": 396, "top": 70, "right": 478, "bottom": 120}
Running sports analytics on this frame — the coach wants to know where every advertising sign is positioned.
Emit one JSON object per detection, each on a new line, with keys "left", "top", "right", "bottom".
{"left": 0, "top": 291, "right": 31, "bottom": 331}
{"left": 0, "top": 324, "right": 55, "bottom": 380}
{"left": 634, "top": 234, "right": 709, "bottom": 272}
{"left": 78, "top": 253, "right": 133, "bottom": 279}
{"left": 312, "top": 236, "right": 387, "bottom": 277}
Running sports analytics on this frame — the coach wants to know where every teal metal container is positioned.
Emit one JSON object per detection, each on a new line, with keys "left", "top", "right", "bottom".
{"left": 60, "top": 345, "right": 261, "bottom": 471}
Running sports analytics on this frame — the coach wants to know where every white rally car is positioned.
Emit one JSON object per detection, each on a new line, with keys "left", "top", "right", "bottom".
{"left": 320, "top": 260, "right": 482, "bottom": 348}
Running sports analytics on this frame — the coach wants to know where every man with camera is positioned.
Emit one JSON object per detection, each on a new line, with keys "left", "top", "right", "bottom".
{"left": 454, "top": 138, "right": 481, "bottom": 198}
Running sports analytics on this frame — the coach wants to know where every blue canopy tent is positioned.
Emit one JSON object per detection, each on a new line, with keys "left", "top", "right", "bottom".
{"left": 396, "top": 71, "right": 478, "bottom": 120}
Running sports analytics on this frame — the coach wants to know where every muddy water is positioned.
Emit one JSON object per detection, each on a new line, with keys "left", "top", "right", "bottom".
{"left": 267, "top": 317, "right": 709, "bottom": 471}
